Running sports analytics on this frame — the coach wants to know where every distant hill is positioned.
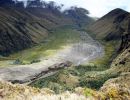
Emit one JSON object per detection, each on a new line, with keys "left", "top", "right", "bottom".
{"left": 88, "top": 8, "right": 130, "bottom": 41}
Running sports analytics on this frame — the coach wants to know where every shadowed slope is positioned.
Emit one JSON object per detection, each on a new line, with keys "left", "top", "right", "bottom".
{"left": 89, "top": 8, "right": 130, "bottom": 41}
{"left": 0, "top": 7, "right": 49, "bottom": 55}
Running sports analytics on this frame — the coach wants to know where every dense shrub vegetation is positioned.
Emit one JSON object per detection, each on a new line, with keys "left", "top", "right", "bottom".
{"left": 30, "top": 62, "right": 119, "bottom": 93}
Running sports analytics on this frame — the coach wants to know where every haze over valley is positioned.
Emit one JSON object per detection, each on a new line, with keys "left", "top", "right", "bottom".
{"left": 0, "top": 0, "right": 130, "bottom": 100}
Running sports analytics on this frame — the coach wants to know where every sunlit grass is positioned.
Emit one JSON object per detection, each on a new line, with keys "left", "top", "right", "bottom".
{"left": 91, "top": 40, "right": 119, "bottom": 67}
{"left": 30, "top": 38, "right": 121, "bottom": 92}
{"left": 0, "top": 27, "right": 80, "bottom": 65}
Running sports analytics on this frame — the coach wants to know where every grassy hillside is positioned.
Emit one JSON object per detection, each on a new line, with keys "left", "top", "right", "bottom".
{"left": 0, "top": 7, "right": 49, "bottom": 55}
{"left": 0, "top": 7, "right": 130, "bottom": 100}
{"left": 85, "top": 8, "right": 130, "bottom": 67}
{"left": 88, "top": 8, "right": 129, "bottom": 41}
{"left": 0, "top": 5, "right": 93, "bottom": 56}
{"left": 30, "top": 8, "right": 130, "bottom": 97}
{"left": 30, "top": 33, "right": 130, "bottom": 98}
{"left": 3, "top": 80, "right": 130, "bottom": 100}
{"left": 26, "top": 8, "right": 73, "bottom": 29}
{"left": 1, "top": 46, "right": 130, "bottom": 99}
{"left": 0, "top": 26, "right": 81, "bottom": 66}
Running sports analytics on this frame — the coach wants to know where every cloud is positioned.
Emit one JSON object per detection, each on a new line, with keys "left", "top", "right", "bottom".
{"left": 44, "top": 0, "right": 130, "bottom": 17}
{"left": 86, "top": 0, "right": 130, "bottom": 17}
{"left": 20, "top": 0, "right": 130, "bottom": 17}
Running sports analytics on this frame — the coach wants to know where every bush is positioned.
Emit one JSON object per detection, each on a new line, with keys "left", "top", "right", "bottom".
{"left": 30, "top": 59, "right": 41, "bottom": 64}
{"left": 13, "top": 59, "right": 23, "bottom": 65}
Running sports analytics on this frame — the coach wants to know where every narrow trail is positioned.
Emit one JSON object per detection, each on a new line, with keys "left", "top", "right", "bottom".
{"left": 0, "top": 31, "right": 104, "bottom": 83}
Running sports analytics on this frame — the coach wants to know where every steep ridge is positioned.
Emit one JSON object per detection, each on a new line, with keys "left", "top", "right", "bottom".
{"left": 88, "top": 8, "right": 130, "bottom": 80}
{"left": 0, "top": 7, "right": 49, "bottom": 55}
{"left": 86, "top": 8, "right": 130, "bottom": 98}
{"left": 88, "top": 8, "right": 130, "bottom": 66}
{"left": 102, "top": 18, "right": 130, "bottom": 88}
{"left": 89, "top": 8, "right": 130, "bottom": 41}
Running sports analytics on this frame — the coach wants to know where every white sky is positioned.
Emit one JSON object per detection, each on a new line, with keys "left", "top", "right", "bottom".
{"left": 20, "top": 0, "right": 130, "bottom": 17}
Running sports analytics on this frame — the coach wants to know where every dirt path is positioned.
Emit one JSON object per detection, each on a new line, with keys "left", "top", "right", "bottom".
{"left": 0, "top": 31, "right": 104, "bottom": 83}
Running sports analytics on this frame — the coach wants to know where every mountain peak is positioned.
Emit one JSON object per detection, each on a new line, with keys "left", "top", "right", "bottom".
{"left": 89, "top": 8, "right": 130, "bottom": 41}
{"left": 103, "top": 8, "right": 129, "bottom": 18}
{"left": 111, "top": 8, "right": 126, "bottom": 12}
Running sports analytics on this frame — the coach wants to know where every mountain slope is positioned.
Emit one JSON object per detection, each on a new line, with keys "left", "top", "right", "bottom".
{"left": 87, "top": 8, "right": 130, "bottom": 66}
{"left": 26, "top": 8, "right": 73, "bottom": 29}
{"left": 86, "top": 8, "right": 130, "bottom": 95}
{"left": 88, "top": 8, "right": 130, "bottom": 41}
{"left": 0, "top": 7, "right": 49, "bottom": 55}
{"left": 0, "top": 6, "right": 93, "bottom": 56}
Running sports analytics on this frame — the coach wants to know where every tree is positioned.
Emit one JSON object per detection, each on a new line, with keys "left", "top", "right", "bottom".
{"left": 46, "top": 1, "right": 63, "bottom": 12}
{"left": 64, "top": 6, "right": 90, "bottom": 27}
{"left": 64, "top": 6, "right": 89, "bottom": 18}
{"left": 47, "top": 1, "right": 56, "bottom": 9}
{"left": 75, "top": 7, "right": 89, "bottom": 15}
{"left": 26, "top": 0, "right": 43, "bottom": 8}
{"left": 0, "top": 0, "right": 15, "bottom": 6}
{"left": 55, "top": 4, "right": 64, "bottom": 11}
{"left": 26, "top": 0, "right": 63, "bottom": 12}
{"left": 41, "top": 1, "right": 48, "bottom": 8}
{"left": 15, "top": 1, "right": 24, "bottom": 8}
